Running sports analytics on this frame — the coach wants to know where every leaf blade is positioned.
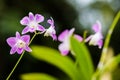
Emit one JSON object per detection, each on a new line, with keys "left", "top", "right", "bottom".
{"left": 30, "top": 46, "right": 80, "bottom": 80}
{"left": 21, "top": 73, "right": 57, "bottom": 80}
{"left": 70, "top": 37, "right": 94, "bottom": 80}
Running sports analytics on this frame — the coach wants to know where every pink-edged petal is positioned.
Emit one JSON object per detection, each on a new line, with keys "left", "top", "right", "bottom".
{"left": 25, "top": 46, "right": 32, "bottom": 52}
{"left": 51, "top": 34, "right": 57, "bottom": 41}
{"left": 58, "top": 43, "right": 69, "bottom": 56}
{"left": 22, "top": 26, "right": 30, "bottom": 34}
{"left": 74, "top": 34, "right": 83, "bottom": 42}
{"left": 7, "top": 37, "right": 16, "bottom": 47}
{"left": 29, "top": 28, "right": 36, "bottom": 33}
{"left": 92, "top": 20, "right": 101, "bottom": 32}
{"left": 10, "top": 46, "right": 17, "bottom": 54}
{"left": 17, "top": 48, "right": 24, "bottom": 54}
{"left": 21, "top": 35, "right": 30, "bottom": 44}
{"left": 47, "top": 17, "right": 54, "bottom": 25}
{"left": 37, "top": 25, "right": 45, "bottom": 32}
{"left": 20, "top": 16, "right": 29, "bottom": 25}
{"left": 69, "top": 28, "right": 75, "bottom": 36}
{"left": 29, "top": 12, "right": 34, "bottom": 21}
{"left": 97, "top": 39, "right": 103, "bottom": 49}
{"left": 85, "top": 35, "right": 93, "bottom": 42}
{"left": 58, "top": 30, "right": 69, "bottom": 42}
{"left": 35, "top": 14, "right": 44, "bottom": 23}
{"left": 16, "top": 32, "right": 21, "bottom": 39}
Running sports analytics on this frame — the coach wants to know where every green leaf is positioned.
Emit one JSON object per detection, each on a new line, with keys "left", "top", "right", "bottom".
{"left": 20, "top": 73, "right": 57, "bottom": 80}
{"left": 70, "top": 37, "right": 94, "bottom": 80}
{"left": 103, "top": 54, "right": 120, "bottom": 72}
{"left": 30, "top": 46, "right": 80, "bottom": 80}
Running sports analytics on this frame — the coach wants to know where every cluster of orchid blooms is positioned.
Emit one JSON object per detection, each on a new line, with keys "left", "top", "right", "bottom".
{"left": 6, "top": 12, "right": 103, "bottom": 56}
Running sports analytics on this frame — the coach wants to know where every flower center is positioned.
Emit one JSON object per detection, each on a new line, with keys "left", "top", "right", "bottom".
{"left": 17, "top": 40, "right": 26, "bottom": 48}
{"left": 29, "top": 21, "right": 37, "bottom": 29}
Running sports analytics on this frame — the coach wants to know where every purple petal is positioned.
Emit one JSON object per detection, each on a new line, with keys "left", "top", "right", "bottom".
{"left": 58, "top": 30, "right": 69, "bottom": 42}
{"left": 22, "top": 26, "right": 30, "bottom": 34}
{"left": 58, "top": 43, "right": 69, "bottom": 56}
{"left": 20, "top": 16, "right": 29, "bottom": 25}
{"left": 7, "top": 37, "right": 16, "bottom": 47}
{"left": 97, "top": 39, "right": 103, "bottom": 49}
{"left": 25, "top": 46, "right": 32, "bottom": 52}
{"left": 68, "top": 28, "right": 75, "bottom": 36}
{"left": 37, "top": 25, "right": 45, "bottom": 32}
{"left": 21, "top": 35, "right": 30, "bottom": 44}
{"left": 29, "top": 28, "right": 36, "bottom": 33}
{"left": 16, "top": 32, "right": 21, "bottom": 39}
{"left": 10, "top": 46, "right": 17, "bottom": 54}
{"left": 85, "top": 35, "right": 93, "bottom": 42}
{"left": 29, "top": 12, "right": 34, "bottom": 21}
{"left": 35, "top": 14, "right": 44, "bottom": 23}
{"left": 92, "top": 20, "right": 101, "bottom": 32}
{"left": 51, "top": 34, "right": 57, "bottom": 41}
{"left": 74, "top": 34, "right": 83, "bottom": 42}
{"left": 17, "top": 48, "right": 24, "bottom": 54}
{"left": 47, "top": 17, "right": 54, "bottom": 25}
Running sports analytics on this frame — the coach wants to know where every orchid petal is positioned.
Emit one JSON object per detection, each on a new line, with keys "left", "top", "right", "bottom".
{"left": 16, "top": 32, "right": 21, "bottom": 39}
{"left": 47, "top": 17, "right": 54, "bottom": 26}
{"left": 58, "top": 43, "right": 69, "bottom": 56}
{"left": 10, "top": 46, "right": 17, "bottom": 54}
{"left": 21, "top": 35, "right": 30, "bottom": 44}
{"left": 92, "top": 20, "right": 101, "bottom": 32}
{"left": 25, "top": 46, "right": 32, "bottom": 52}
{"left": 69, "top": 28, "right": 75, "bottom": 36}
{"left": 58, "top": 30, "right": 69, "bottom": 42}
{"left": 22, "top": 26, "right": 29, "bottom": 34}
{"left": 97, "top": 40, "right": 103, "bottom": 49}
{"left": 7, "top": 37, "right": 16, "bottom": 47}
{"left": 35, "top": 14, "right": 44, "bottom": 23}
{"left": 17, "top": 48, "right": 24, "bottom": 54}
{"left": 20, "top": 16, "right": 29, "bottom": 25}
{"left": 74, "top": 34, "right": 83, "bottom": 42}
{"left": 29, "top": 12, "right": 34, "bottom": 21}
{"left": 51, "top": 34, "right": 57, "bottom": 41}
{"left": 37, "top": 25, "right": 45, "bottom": 32}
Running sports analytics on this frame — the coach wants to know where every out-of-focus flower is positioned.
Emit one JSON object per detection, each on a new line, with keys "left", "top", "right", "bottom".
{"left": 44, "top": 17, "right": 57, "bottom": 40}
{"left": 85, "top": 20, "right": 103, "bottom": 48}
{"left": 58, "top": 28, "right": 83, "bottom": 56}
{"left": 20, "top": 12, "right": 45, "bottom": 34}
{"left": 6, "top": 32, "right": 32, "bottom": 54}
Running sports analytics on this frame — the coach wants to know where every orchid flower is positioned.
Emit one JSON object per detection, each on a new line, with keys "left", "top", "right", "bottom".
{"left": 85, "top": 20, "right": 103, "bottom": 49}
{"left": 6, "top": 32, "right": 32, "bottom": 54}
{"left": 44, "top": 17, "right": 57, "bottom": 40}
{"left": 20, "top": 12, "right": 45, "bottom": 34}
{"left": 58, "top": 28, "right": 83, "bottom": 56}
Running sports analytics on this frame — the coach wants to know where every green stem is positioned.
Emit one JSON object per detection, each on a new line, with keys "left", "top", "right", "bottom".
{"left": 98, "top": 11, "right": 120, "bottom": 70}
{"left": 92, "top": 11, "right": 120, "bottom": 80}
{"left": 6, "top": 33, "right": 37, "bottom": 80}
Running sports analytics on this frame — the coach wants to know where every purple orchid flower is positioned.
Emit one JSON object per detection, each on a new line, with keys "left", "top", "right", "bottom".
{"left": 44, "top": 17, "right": 57, "bottom": 40}
{"left": 6, "top": 32, "right": 32, "bottom": 54}
{"left": 85, "top": 20, "right": 103, "bottom": 49}
{"left": 58, "top": 28, "right": 83, "bottom": 56}
{"left": 20, "top": 12, "right": 45, "bottom": 34}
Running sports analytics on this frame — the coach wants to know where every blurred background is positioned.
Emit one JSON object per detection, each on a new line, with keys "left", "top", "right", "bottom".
{"left": 0, "top": 0, "right": 120, "bottom": 79}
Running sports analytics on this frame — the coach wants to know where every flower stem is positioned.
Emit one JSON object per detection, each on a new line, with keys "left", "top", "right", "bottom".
{"left": 6, "top": 33, "right": 37, "bottom": 80}
{"left": 92, "top": 11, "right": 120, "bottom": 80}
{"left": 98, "top": 11, "right": 120, "bottom": 70}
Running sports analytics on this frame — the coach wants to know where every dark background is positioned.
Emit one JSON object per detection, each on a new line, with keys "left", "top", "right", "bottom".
{"left": 0, "top": 0, "right": 120, "bottom": 79}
